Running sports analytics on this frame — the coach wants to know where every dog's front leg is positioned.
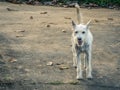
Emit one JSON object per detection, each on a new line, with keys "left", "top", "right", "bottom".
{"left": 86, "top": 47, "right": 93, "bottom": 79}
{"left": 76, "top": 53, "right": 83, "bottom": 79}
{"left": 72, "top": 46, "right": 77, "bottom": 68}
{"left": 84, "top": 53, "right": 87, "bottom": 69}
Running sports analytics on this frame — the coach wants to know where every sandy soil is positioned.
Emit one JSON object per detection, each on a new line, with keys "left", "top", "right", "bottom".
{"left": 0, "top": 2, "right": 120, "bottom": 90}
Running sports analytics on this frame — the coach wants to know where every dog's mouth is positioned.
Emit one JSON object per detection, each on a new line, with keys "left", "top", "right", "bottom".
{"left": 78, "top": 40, "right": 83, "bottom": 45}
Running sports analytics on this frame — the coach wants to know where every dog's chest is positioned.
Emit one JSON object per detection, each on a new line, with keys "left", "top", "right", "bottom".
{"left": 75, "top": 44, "right": 89, "bottom": 53}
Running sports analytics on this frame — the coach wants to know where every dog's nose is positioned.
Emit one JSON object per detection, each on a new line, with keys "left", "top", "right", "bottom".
{"left": 78, "top": 38, "right": 82, "bottom": 41}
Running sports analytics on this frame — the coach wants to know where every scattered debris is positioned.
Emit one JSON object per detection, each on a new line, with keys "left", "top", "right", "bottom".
{"left": 89, "top": 3, "right": 98, "bottom": 7}
{"left": 15, "top": 30, "right": 25, "bottom": 32}
{"left": 43, "top": 1, "right": 53, "bottom": 6}
{"left": 81, "top": 3, "right": 99, "bottom": 8}
{"left": 56, "top": 62, "right": 64, "bottom": 65}
{"left": 63, "top": 5, "right": 68, "bottom": 8}
{"left": 68, "top": 3, "right": 76, "bottom": 7}
{"left": 6, "top": 8, "right": 18, "bottom": 11}
{"left": 8, "top": 57, "right": 17, "bottom": 63}
{"left": 30, "top": 16, "right": 33, "bottom": 19}
{"left": 49, "top": 22, "right": 57, "bottom": 25}
{"left": 107, "top": 17, "right": 113, "bottom": 20}
{"left": 64, "top": 17, "right": 71, "bottom": 20}
{"left": 5, "top": 0, "right": 120, "bottom": 9}
{"left": 109, "top": 42, "right": 120, "bottom": 48}
{"left": 47, "top": 61, "right": 53, "bottom": 66}
{"left": 16, "top": 34, "right": 24, "bottom": 37}
{"left": 27, "top": 0, "right": 42, "bottom": 5}
{"left": 56, "top": 63, "right": 61, "bottom": 65}
{"left": 40, "top": 11, "right": 48, "bottom": 14}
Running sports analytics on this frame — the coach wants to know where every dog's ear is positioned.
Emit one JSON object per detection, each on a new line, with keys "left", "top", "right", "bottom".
{"left": 72, "top": 20, "right": 76, "bottom": 29}
{"left": 86, "top": 19, "right": 91, "bottom": 29}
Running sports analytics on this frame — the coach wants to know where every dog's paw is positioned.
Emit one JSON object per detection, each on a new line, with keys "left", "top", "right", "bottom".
{"left": 87, "top": 75, "right": 93, "bottom": 79}
{"left": 76, "top": 75, "right": 83, "bottom": 80}
{"left": 73, "top": 64, "right": 77, "bottom": 68}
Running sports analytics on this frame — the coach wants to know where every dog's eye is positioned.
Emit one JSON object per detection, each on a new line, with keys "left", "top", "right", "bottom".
{"left": 75, "top": 31, "right": 78, "bottom": 34}
{"left": 82, "top": 31, "right": 85, "bottom": 34}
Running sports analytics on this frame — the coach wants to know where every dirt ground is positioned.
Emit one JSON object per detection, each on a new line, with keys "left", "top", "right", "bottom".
{"left": 0, "top": 2, "right": 120, "bottom": 90}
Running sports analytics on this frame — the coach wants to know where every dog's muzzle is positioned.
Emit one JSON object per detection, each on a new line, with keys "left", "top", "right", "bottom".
{"left": 77, "top": 38, "right": 83, "bottom": 45}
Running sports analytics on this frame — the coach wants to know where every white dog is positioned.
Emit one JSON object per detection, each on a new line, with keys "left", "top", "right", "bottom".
{"left": 71, "top": 4, "right": 93, "bottom": 79}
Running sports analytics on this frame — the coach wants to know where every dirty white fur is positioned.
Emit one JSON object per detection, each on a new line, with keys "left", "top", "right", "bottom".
{"left": 71, "top": 4, "right": 93, "bottom": 79}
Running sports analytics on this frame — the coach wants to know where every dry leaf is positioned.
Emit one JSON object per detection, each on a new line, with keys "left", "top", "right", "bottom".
{"left": 8, "top": 58, "right": 17, "bottom": 63}
{"left": 40, "top": 11, "right": 47, "bottom": 14}
{"left": 94, "top": 19, "right": 99, "bottom": 22}
{"left": 15, "top": 30, "right": 25, "bottom": 32}
{"left": 59, "top": 65, "right": 69, "bottom": 70}
{"left": 64, "top": 17, "right": 71, "bottom": 19}
{"left": 16, "top": 34, "right": 24, "bottom": 37}
{"left": 62, "top": 30, "right": 66, "bottom": 33}
{"left": 107, "top": 17, "right": 113, "bottom": 20}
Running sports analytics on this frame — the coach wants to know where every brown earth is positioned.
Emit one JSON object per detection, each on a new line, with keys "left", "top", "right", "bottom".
{"left": 0, "top": 2, "right": 120, "bottom": 90}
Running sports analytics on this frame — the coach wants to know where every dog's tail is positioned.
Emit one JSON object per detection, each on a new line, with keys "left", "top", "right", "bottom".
{"left": 75, "top": 3, "right": 83, "bottom": 24}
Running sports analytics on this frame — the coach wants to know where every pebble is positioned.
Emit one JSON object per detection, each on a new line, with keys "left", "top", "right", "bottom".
{"left": 62, "top": 30, "right": 66, "bottom": 33}
{"left": 47, "top": 62, "right": 53, "bottom": 66}
{"left": 30, "top": 16, "right": 33, "bottom": 19}
{"left": 46, "top": 24, "right": 50, "bottom": 27}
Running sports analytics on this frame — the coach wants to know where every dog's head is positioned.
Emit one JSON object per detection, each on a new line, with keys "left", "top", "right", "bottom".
{"left": 72, "top": 20, "right": 91, "bottom": 46}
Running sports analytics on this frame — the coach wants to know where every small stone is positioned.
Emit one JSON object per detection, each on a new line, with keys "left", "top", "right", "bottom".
{"left": 47, "top": 62, "right": 53, "bottom": 66}
{"left": 56, "top": 63, "right": 61, "bottom": 65}
{"left": 94, "top": 19, "right": 99, "bottom": 22}
{"left": 18, "top": 65, "right": 22, "bottom": 69}
{"left": 24, "top": 69, "right": 30, "bottom": 72}
{"left": 46, "top": 24, "right": 50, "bottom": 27}
{"left": 30, "top": 16, "right": 33, "bottom": 19}
{"left": 107, "top": 17, "right": 113, "bottom": 20}
{"left": 62, "top": 30, "right": 66, "bottom": 33}
{"left": 20, "top": 30, "right": 25, "bottom": 32}
{"left": 37, "top": 64, "right": 42, "bottom": 67}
